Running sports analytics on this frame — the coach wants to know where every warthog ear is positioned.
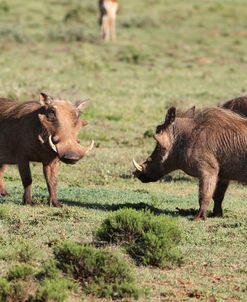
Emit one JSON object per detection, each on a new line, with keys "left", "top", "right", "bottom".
{"left": 75, "top": 99, "right": 90, "bottom": 111}
{"left": 39, "top": 93, "right": 53, "bottom": 106}
{"left": 156, "top": 107, "right": 176, "bottom": 133}
{"left": 183, "top": 106, "right": 195, "bottom": 118}
{"left": 165, "top": 107, "right": 176, "bottom": 125}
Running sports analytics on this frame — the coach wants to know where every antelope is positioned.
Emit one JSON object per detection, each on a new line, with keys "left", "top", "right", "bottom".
{"left": 99, "top": 0, "right": 119, "bottom": 41}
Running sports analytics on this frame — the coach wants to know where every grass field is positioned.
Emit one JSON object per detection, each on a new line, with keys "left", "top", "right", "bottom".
{"left": 0, "top": 0, "right": 247, "bottom": 301}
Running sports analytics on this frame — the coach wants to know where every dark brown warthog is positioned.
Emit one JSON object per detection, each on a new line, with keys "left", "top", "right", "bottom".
{"left": 0, "top": 93, "right": 94, "bottom": 207}
{"left": 221, "top": 96, "right": 247, "bottom": 117}
{"left": 133, "top": 106, "right": 247, "bottom": 220}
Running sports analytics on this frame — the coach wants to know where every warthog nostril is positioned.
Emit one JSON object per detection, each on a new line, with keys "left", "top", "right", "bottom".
{"left": 60, "top": 154, "right": 81, "bottom": 165}
{"left": 63, "top": 154, "right": 81, "bottom": 161}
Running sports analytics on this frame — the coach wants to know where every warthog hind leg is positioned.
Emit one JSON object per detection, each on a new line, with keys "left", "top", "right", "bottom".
{"left": 0, "top": 164, "right": 8, "bottom": 196}
{"left": 212, "top": 180, "right": 229, "bottom": 217}
{"left": 43, "top": 160, "right": 62, "bottom": 207}
{"left": 194, "top": 172, "right": 218, "bottom": 220}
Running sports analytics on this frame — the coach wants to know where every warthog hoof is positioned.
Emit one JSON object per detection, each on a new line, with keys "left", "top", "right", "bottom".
{"left": 194, "top": 211, "right": 207, "bottom": 221}
{"left": 212, "top": 210, "right": 223, "bottom": 217}
{"left": 23, "top": 200, "right": 34, "bottom": 206}
{"left": 51, "top": 201, "right": 63, "bottom": 208}
{"left": 0, "top": 189, "right": 9, "bottom": 197}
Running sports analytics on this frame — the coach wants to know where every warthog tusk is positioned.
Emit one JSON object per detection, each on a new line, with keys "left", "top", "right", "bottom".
{"left": 85, "top": 140, "right": 94, "bottom": 154}
{"left": 132, "top": 159, "right": 143, "bottom": 172}
{"left": 38, "top": 135, "right": 44, "bottom": 144}
{"left": 48, "top": 135, "right": 57, "bottom": 153}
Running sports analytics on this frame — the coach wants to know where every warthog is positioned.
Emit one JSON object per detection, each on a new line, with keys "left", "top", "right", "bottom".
{"left": 133, "top": 106, "right": 247, "bottom": 220}
{"left": 221, "top": 96, "right": 247, "bottom": 117}
{"left": 0, "top": 93, "right": 94, "bottom": 207}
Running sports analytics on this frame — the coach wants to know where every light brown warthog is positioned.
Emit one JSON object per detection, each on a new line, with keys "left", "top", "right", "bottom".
{"left": 221, "top": 96, "right": 247, "bottom": 117}
{"left": 0, "top": 93, "right": 94, "bottom": 207}
{"left": 133, "top": 106, "right": 247, "bottom": 220}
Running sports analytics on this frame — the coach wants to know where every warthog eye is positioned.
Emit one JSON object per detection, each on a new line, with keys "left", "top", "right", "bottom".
{"left": 52, "top": 136, "right": 60, "bottom": 144}
{"left": 46, "top": 108, "right": 56, "bottom": 120}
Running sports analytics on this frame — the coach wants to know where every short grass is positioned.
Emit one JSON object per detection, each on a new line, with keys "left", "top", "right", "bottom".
{"left": 0, "top": 0, "right": 246, "bottom": 300}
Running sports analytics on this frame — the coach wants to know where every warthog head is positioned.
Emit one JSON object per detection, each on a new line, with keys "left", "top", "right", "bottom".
{"left": 133, "top": 106, "right": 195, "bottom": 182}
{"left": 38, "top": 93, "right": 94, "bottom": 164}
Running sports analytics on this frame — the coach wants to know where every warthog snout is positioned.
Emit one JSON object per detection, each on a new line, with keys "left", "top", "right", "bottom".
{"left": 50, "top": 139, "right": 94, "bottom": 164}
{"left": 60, "top": 151, "right": 83, "bottom": 164}
{"left": 132, "top": 159, "right": 154, "bottom": 183}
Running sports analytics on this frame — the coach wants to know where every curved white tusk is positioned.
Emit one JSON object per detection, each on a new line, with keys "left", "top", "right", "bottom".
{"left": 85, "top": 140, "right": 94, "bottom": 154}
{"left": 48, "top": 135, "right": 58, "bottom": 153}
{"left": 132, "top": 159, "right": 143, "bottom": 172}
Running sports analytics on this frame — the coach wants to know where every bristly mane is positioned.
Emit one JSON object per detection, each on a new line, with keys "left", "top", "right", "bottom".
{"left": 0, "top": 98, "right": 42, "bottom": 121}
{"left": 192, "top": 107, "right": 247, "bottom": 132}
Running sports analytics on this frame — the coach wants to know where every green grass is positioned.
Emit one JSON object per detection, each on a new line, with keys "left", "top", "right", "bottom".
{"left": 96, "top": 208, "right": 182, "bottom": 268}
{"left": 0, "top": 0, "right": 247, "bottom": 300}
{"left": 54, "top": 241, "right": 142, "bottom": 299}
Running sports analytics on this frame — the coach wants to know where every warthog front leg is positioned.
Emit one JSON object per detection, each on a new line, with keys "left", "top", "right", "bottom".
{"left": 212, "top": 180, "right": 229, "bottom": 217}
{"left": 195, "top": 173, "right": 218, "bottom": 220}
{"left": 0, "top": 164, "right": 8, "bottom": 196}
{"left": 18, "top": 161, "right": 32, "bottom": 205}
{"left": 43, "top": 160, "right": 62, "bottom": 207}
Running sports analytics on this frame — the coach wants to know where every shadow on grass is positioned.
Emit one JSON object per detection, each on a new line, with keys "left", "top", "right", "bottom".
{"left": 120, "top": 174, "right": 193, "bottom": 183}
{"left": 61, "top": 200, "right": 198, "bottom": 218}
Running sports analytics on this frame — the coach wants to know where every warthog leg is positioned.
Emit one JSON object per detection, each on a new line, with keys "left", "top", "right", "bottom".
{"left": 212, "top": 180, "right": 229, "bottom": 217}
{"left": 0, "top": 164, "right": 8, "bottom": 196}
{"left": 18, "top": 161, "right": 33, "bottom": 205}
{"left": 194, "top": 172, "right": 218, "bottom": 220}
{"left": 43, "top": 159, "right": 62, "bottom": 208}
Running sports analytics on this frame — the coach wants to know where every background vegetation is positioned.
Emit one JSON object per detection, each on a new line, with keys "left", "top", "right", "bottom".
{"left": 0, "top": 0, "right": 246, "bottom": 300}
